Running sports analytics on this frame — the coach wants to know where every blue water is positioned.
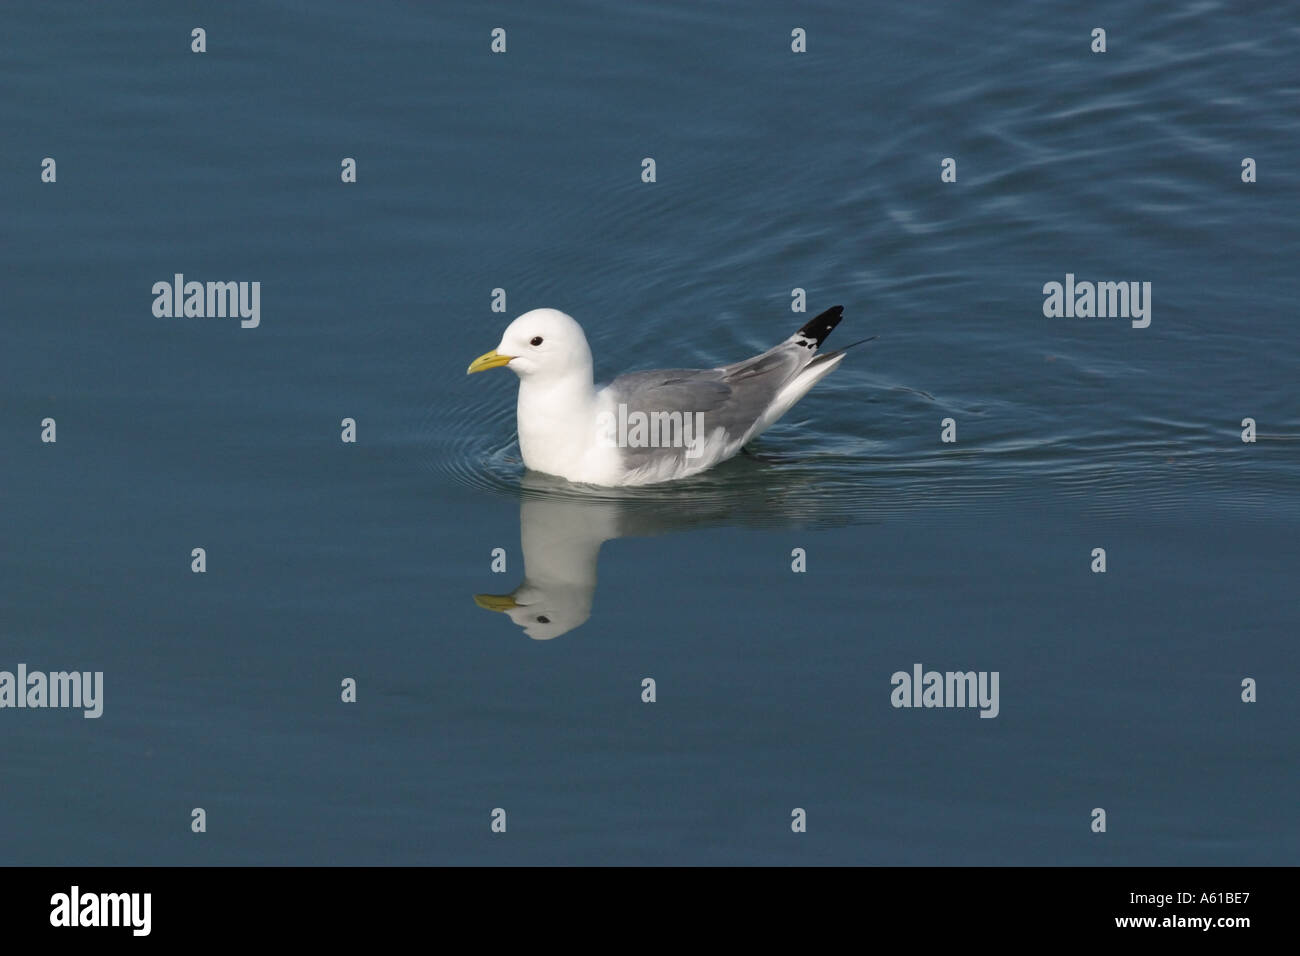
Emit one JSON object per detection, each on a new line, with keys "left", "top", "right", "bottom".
{"left": 2, "top": 1, "right": 1297, "bottom": 864}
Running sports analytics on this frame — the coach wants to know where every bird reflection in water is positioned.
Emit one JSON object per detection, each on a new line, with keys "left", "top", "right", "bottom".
{"left": 474, "top": 466, "right": 871, "bottom": 640}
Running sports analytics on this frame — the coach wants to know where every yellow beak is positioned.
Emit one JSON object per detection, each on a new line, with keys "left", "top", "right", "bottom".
{"left": 466, "top": 349, "right": 515, "bottom": 374}
{"left": 474, "top": 593, "right": 519, "bottom": 612}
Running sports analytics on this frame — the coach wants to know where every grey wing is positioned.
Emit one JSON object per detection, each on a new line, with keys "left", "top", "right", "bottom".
{"left": 714, "top": 342, "right": 813, "bottom": 437}
{"left": 604, "top": 343, "right": 814, "bottom": 471}
{"left": 606, "top": 369, "right": 729, "bottom": 416}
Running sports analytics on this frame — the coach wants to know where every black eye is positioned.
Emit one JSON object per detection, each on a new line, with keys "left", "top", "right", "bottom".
{"left": 536, "top": 615, "right": 550, "bottom": 623}
{"left": 530, "top": 336, "right": 543, "bottom": 346}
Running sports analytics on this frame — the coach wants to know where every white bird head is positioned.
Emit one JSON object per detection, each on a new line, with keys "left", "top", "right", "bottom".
{"left": 466, "top": 308, "right": 593, "bottom": 382}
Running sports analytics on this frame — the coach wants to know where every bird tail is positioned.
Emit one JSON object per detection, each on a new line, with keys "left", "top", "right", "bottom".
{"left": 787, "top": 305, "right": 844, "bottom": 350}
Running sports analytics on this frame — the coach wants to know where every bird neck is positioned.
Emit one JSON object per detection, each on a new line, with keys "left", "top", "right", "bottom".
{"left": 515, "top": 369, "right": 598, "bottom": 474}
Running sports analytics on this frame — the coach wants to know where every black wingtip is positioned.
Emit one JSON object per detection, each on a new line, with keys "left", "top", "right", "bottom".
{"left": 793, "top": 305, "right": 844, "bottom": 348}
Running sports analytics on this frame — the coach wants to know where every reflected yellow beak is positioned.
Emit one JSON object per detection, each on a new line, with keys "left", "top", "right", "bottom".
{"left": 474, "top": 593, "right": 518, "bottom": 612}
{"left": 466, "top": 349, "right": 515, "bottom": 374}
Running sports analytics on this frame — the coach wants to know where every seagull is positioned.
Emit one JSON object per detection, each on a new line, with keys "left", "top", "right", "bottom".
{"left": 466, "top": 305, "right": 867, "bottom": 486}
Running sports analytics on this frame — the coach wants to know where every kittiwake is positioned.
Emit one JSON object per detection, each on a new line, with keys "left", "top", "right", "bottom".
{"left": 466, "top": 305, "right": 865, "bottom": 486}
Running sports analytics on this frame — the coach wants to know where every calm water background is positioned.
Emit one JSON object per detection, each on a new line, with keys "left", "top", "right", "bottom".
{"left": 3, "top": 1, "right": 1297, "bottom": 864}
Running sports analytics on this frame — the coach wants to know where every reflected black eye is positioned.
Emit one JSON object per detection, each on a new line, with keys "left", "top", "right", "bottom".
{"left": 530, "top": 336, "right": 543, "bottom": 346}
{"left": 536, "top": 615, "right": 550, "bottom": 623}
